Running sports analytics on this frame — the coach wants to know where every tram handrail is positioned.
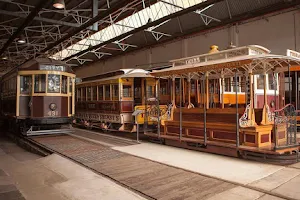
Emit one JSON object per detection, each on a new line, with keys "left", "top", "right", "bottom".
{"left": 274, "top": 103, "right": 295, "bottom": 113}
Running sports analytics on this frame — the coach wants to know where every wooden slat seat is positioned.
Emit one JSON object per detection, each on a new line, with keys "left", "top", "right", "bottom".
{"left": 163, "top": 107, "right": 244, "bottom": 143}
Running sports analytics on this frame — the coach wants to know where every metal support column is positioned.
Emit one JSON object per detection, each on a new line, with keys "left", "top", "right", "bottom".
{"left": 92, "top": 0, "right": 99, "bottom": 31}
{"left": 235, "top": 69, "right": 240, "bottom": 147}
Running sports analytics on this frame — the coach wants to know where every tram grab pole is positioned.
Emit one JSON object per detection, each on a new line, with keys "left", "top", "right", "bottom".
{"left": 274, "top": 71, "right": 278, "bottom": 149}
{"left": 203, "top": 78, "right": 207, "bottom": 146}
{"left": 157, "top": 78, "right": 161, "bottom": 137}
{"left": 179, "top": 77, "right": 182, "bottom": 140}
{"left": 235, "top": 69, "right": 240, "bottom": 147}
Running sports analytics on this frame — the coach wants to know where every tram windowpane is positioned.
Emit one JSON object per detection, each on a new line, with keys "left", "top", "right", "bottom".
{"left": 105, "top": 85, "right": 111, "bottom": 100}
{"left": 268, "top": 73, "right": 275, "bottom": 90}
{"left": 20, "top": 75, "right": 32, "bottom": 94}
{"left": 82, "top": 87, "right": 86, "bottom": 101}
{"left": 34, "top": 74, "right": 46, "bottom": 93}
{"left": 147, "top": 85, "right": 154, "bottom": 97}
{"left": 69, "top": 77, "right": 73, "bottom": 94}
{"left": 112, "top": 85, "right": 119, "bottom": 100}
{"left": 285, "top": 77, "right": 292, "bottom": 91}
{"left": 232, "top": 77, "right": 240, "bottom": 92}
{"left": 160, "top": 79, "right": 168, "bottom": 95}
{"left": 98, "top": 85, "right": 103, "bottom": 100}
{"left": 76, "top": 88, "right": 81, "bottom": 102}
{"left": 123, "top": 84, "right": 132, "bottom": 97}
{"left": 92, "top": 86, "right": 97, "bottom": 101}
{"left": 61, "top": 76, "right": 68, "bottom": 94}
{"left": 87, "top": 87, "right": 92, "bottom": 101}
{"left": 241, "top": 77, "right": 246, "bottom": 92}
{"left": 257, "top": 75, "right": 264, "bottom": 89}
{"left": 224, "top": 78, "right": 231, "bottom": 92}
{"left": 47, "top": 74, "right": 60, "bottom": 93}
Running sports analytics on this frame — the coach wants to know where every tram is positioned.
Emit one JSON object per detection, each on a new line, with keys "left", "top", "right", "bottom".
{"left": 148, "top": 45, "right": 300, "bottom": 164}
{"left": 0, "top": 58, "right": 75, "bottom": 136}
{"left": 74, "top": 69, "right": 171, "bottom": 132}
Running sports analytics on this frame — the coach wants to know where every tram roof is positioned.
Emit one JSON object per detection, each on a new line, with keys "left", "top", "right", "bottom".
{"left": 150, "top": 45, "right": 300, "bottom": 78}
{"left": 78, "top": 68, "right": 152, "bottom": 84}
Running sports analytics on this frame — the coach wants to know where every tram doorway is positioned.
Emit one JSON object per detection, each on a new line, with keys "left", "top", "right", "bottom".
{"left": 134, "top": 77, "right": 142, "bottom": 106}
{"left": 284, "top": 71, "right": 300, "bottom": 110}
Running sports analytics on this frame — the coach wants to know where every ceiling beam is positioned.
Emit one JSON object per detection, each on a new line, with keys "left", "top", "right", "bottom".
{"left": 72, "top": 0, "right": 300, "bottom": 67}
{"left": 63, "top": 0, "right": 224, "bottom": 61}
{"left": 0, "top": 9, "right": 81, "bottom": 28}
{"left": 40, "top": 0, "right": 133, "bottom": 54}
{"left": 0, "top": 0, "right": 50, "bottom": 57}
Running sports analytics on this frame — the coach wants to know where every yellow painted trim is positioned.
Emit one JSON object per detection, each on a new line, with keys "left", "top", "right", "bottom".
{"left": 18, "top": 70, "right": 75, "bottom": 77}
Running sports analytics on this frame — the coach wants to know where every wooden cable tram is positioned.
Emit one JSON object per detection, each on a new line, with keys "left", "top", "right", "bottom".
{"left": 147, "top": 45, "right": 300, "bottom": 164}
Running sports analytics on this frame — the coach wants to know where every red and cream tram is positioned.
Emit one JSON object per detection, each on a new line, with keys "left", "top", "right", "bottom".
{"left": 0, "top": 58, "right": 75, "bottom": 136}
{"left": 149, "top": 45, "right": 300, "bottom": 164}
{"left": 74, "top": 69, "right": 170, "bottom": 132}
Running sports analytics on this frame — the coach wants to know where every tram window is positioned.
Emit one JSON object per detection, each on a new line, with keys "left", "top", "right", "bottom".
{"left": 20, "top": 75, "right": 32, "bottom": 95}
{"left": 224, "top": 78, "right": 231, "bottom": 92}
{"left": 69, "top": 77, "right": 73, "bottom": 94}
{"left": 92, "top": 86, "right": 97, "bottom": 101}
{"left": 191, "top": 81, "right": 196, "bottom": 94}
{"left": 61, "top": 76, "right": 68, "bottom": 94}
{"left": 112, "top": 85, "right": 119, "bottom": 100}
{"left": 232, "top": 77, "right": 240, "bottom": 93}
{"left": 285, "top": 77, "right": 292, "bottom": 91}
{"left": 241, "top": 77, "right": 246, "bottom": 92}
{"left": 123, "top": 84, "right": 132, "bottom": 97}
{"left": 257, "top": 75, "right": 264, "bottom": 90}
{"left": 147, "top": 85, "right": 154, "bottom": 97}
{"left": 98, "top": 85, "right": 103, "bottom": 100}
{"left": 82, "top": 87, "right": 86, "bottom": 101}
{"left": 48, "top": 74, "right": 60, "bottom": 93}
{"left": 76, "top": 88, "right": 81, "bottom": 102}
{"left": 34, "top": 74, "right": 46, "bottom": 93}
{"left": 268, "top": 73, "right": 275, "bottom": 90}
{"left": 87, "top": 87, "right": 92, "bottom": 101}
{"left": 105, "top": 85, "right": 111, "bottom": 100}
{"left": 160, "top": 80, "right": 168, "bottom": 95}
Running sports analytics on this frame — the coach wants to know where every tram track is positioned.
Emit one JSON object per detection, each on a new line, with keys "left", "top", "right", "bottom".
{"left": 9, "top": 129, "right": 300, "bottom": 200}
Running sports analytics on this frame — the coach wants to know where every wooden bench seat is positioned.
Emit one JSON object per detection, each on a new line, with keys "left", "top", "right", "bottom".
{"left": 163, "top": 108, "right": 244, "bottom": 143}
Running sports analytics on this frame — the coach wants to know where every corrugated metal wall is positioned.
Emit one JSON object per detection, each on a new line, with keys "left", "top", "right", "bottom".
{"left": 76, "top": 10, "right": 300, "bottom": 78}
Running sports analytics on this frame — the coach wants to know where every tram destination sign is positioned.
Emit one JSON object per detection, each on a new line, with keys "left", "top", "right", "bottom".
{"left": 287, "top": 49, "right": 300, "bottom": 59}
{"left": 176, "top": 46, "right": 267, "bottom": 66}
{"left": 40, "top": 65, "right": 66, "bottom": 72}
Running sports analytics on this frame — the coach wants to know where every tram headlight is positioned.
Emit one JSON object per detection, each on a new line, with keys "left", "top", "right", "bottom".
{"left": 49, "top": 103, "right": 57, "bottom": 111}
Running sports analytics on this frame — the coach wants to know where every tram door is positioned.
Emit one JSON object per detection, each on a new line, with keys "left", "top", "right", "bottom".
{"left": 284, "top": 71, "right": 300, "bottom": 110}
{"left": 134, "top": 77, "right": 142, "bottom": 106}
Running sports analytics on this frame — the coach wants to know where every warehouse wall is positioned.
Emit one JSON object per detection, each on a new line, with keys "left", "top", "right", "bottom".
{"left": 76, "top": 10, "right": 300, "bottom": 78}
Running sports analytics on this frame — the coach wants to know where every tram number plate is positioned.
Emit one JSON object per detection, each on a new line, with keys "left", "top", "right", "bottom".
{"left": 48, "top": 111, "right": 58, "bottom": 116}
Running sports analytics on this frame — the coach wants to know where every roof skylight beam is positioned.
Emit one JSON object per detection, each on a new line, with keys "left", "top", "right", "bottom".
{"left": 51, "top": 0, "right": 209, "bottom": 60}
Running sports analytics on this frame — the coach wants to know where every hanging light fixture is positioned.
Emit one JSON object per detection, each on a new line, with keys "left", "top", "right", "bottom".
{"left": 53, "top": 0, "right": 65, "bottom": 9}
{"left": 17, "top": 35, "right": 26, "bottom": 44}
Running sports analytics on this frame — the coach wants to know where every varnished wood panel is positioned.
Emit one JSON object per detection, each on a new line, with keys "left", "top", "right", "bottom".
{"left": 245, "top": 134, "right": 255, "bottom": 143}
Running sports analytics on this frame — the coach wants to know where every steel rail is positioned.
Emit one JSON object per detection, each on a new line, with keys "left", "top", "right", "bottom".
{"left": 19, "top": 128, "right": 300, "bottom": 200}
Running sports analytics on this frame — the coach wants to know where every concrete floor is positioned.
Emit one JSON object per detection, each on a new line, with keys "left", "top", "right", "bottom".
{"left": 2, "top": 132, "right": 300, "bottom": 200}
{"left": 114, "top": 142, "right": 300, "bottom": 200}
{"left": 0, "top": 136, "right": 145, "bottom": 200}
